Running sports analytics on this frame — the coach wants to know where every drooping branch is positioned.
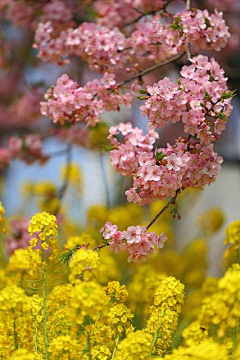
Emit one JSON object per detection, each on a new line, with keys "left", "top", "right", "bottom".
{"left": 93, "top": 189, "right": 181, "bottom": 251}
{"left": 146, "top": 189, "right": 180, "bottom": 230}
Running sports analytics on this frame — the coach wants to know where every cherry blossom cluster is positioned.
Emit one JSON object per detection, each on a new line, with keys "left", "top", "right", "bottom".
{"left": 41, "top": 73, "right": 133, "bottom": 126}
{"left": 175, "top": 9, "right": 230, "bottom": 51}
{"left": 0, "top": 87, "right": 42, "bottom": 129}
{"left": 54, "top": 126, "right": 89, "bottom": 148}
{"left": 128, "top": 9, "right": 230, "bottom": 65}
{"left": 0, "top": 0, "right": 35, "bottom": 27}
{"left": 34, "top": 21, "right": 127, "bottom": 70}
{"left": 129, "top": 15, "right": 183, "bottom": 64}
{"left": 0, "top": 134, "right": 47, "bottom": 170}
{"left": 40, "top": 0, "right": 73, "bottom": 24}
{"left": 100, "top": 222, "right": 167, "bottom": 262}
{"left": 108, "top": 122, "right": 159, "bottom": 176}
{"left": 33, "top": 9, "right": 229, "bottom": 70}
{"left": 0, "top": 0, "right": 75, "bottom": 28}
{"left": 141, "top": 55, "right": 233, "bottom": 146}
{"left": 5, "top": 217, "right": 31, "bottom": 254}
{"left": 108, "top": 120, "right": 225, "bottom": 205}
{"left": 126, "top": 140, "right": 223, "bottom": 205}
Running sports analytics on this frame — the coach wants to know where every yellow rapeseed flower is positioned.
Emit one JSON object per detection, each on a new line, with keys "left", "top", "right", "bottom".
{"left": 115, "top": 330, "right": 152, "bottom": 360}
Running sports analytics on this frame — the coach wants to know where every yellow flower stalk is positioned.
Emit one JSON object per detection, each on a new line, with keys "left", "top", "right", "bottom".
{"left": 28, "top": 211, "right": 59, "bottom": 360}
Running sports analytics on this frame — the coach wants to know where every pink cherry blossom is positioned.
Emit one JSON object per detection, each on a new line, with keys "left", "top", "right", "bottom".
{"left": 100, "top": 221, "right": 168, "bottom": 262}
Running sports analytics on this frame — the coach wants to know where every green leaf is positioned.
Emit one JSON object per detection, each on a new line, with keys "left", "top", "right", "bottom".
{"left": 102, "top": 145, "right": 115, "bottom": 152}
{"left": 170, "top": 16, "right": 183, "bottom": 31}
{"left": 204, "top": 17, "right": 211, "bottom": 28}
{"left": 136, "top": 95, "right": 149, "bottom": 100}
{"left": 156, "top": 151, "right": 167, "bottom": 162}
{"left": 137, "top": 89, "right": 150, "bottom": 95}
{"left": 204, "top": 91, "right": 211, "bottom": 100}
{"left": 222, "top": 89, "right": 237, "bottom": 99}
{"left": 216, "top": 112, "right": 226, "bottom": 120}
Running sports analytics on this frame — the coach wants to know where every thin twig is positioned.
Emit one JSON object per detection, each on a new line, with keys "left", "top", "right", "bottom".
{"left": 44, "top": 147, "right": 71, "bottom": 158}
{"left": 41, "top": 247, "right": 49, "bottom": 360}
{"left": 185, "top": 0, "right": 191, "bottom": 61}
{"left": 117, "top": 53, "right": 185, "bottom": 88}
{"left": 93, "top": 243, "right": 109, "bottom": 251}
{"left": 185, "top": 0, "right": 191, "bottom": 11}
{"left": 122, "top": 0, "right": 173, "bottom": 28}
{"left": 146, "top": 189, "right": 180, "bottom": 230}
{"left": 93, "top": 189, "right": 181, "bottom": 251}
{"left": 99, "top": 153, "right": 111, "bottom": 208}
{"left": 55, "top": 143, "right": 72, "bottom": 215}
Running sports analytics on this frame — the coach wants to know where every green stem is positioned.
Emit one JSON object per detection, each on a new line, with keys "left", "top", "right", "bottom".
{"left": 87, "top": 333, "right": 92, "bottom": 360}
{"left": 112, "top": 333, "right": 120, "bottom": 359}
{"left": 13, "top": 312, "right": 18, "bottom": 350}
{"left": 235, "top": 248, "right": 240, "bottom": 263}
{"left": 210, "top": 323, "right": 217, "bottom": 341}
{"left": 150, "top": 310, "right": 165, "bottom": 356}
{"left": 232, "top": 327, "right": 237, "bottom": 351}
{"left": 34, "top": 328, "right": 38, "bottom": 353}
{"left": 41, "top": 247, "right": 49, "bottom": 360}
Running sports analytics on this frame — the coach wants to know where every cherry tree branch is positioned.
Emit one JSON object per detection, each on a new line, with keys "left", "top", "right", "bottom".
{"left": 44, "top": 147, "right": 71, "bottom": 158}
{"left": 117, "top": 52, "right": 185, "bottom": 88}
{"left": 55, "top": 143, "right": 72, "bottom": 215}
{"left": 93, "top": 189, "right": 181, "bottom": 251}
{"left": 93, "top": 243, "right": 110, "bottom": 251}
{"left": 122, "top": 0, "right": 174, "bottom": 28}
{"left": 185, "top": 0, "right": 191, "bottom": 11}
{"left": 146, "top": 189, "right": 180, "bottom": 230}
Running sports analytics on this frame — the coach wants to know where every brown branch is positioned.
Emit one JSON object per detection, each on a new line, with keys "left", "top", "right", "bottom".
{"left": 44, "top": 147, "right": 71, "bottom": 158}
{"left": 121, "top": 0, "right": 174, "bottom": 28}
{"left": 54, "top": 143, "right": 72, "bottom": 215}
{"left": 93, "top": 189, "right": 181, "bottom": 251}
{"left": 117, "top": 52, "right": 185, "bottom": 88}
{"left": 93, "top": 243, "right": 109, "bottom": 251}
{"left": 146, "top": 188, "right": 181, "bottom": 230}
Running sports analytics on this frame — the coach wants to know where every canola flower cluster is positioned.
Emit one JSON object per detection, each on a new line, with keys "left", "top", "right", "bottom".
{"left": 0, "top": 200, "right": 239, "bottom": 359}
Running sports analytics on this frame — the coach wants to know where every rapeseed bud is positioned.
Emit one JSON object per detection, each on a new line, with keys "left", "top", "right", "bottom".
{"left": 224, "top": 221, "right": 240, "bottom": 246}
{"left": 127, "top": 265, "right": 166, "bottom": 317}
{"left": 146, "top": 276, "right": 185, "bottom": 355}
{"left": 9, "top": 348, "right": 35, "bottom": 359}
{"left": 154, "top": 276, "right": 185, "bottom": 313}
{"left": 48, "top": 335, "right": 79, "bottom": 359}
{"left": 70, "top": 281, "right": 107, "bottom": 325}
{"left": 68, "top": 248, "right": 100, "bottom": 283}
{"left": 64, "top": 233, "right": 96, "bottom": 249}
{"left": 7, "top": 248, "right": 31, "bottom": 273}
{"left": 114, "top": 330, "right": 152, "bottom": 360}
{"left": 104, "top": 281, "right": 128, "bottom": 303}
{"left": 163, "top": 340, "right": 229, "bottom": 360}
{"left": 198, "top": 208, "right": 224, "bottom": 236}
{"left": 28, "top": 211, "right": 58, "bottom": 243}
{"left": 89, "top": 344, "right": 112, "bottom": 360}
{"left": 98, "top": 254, "right": 120, "bottom": 284}
{"left": 108, "top": 303, "right": 134, "bottom": 334}
{"left": 182, "top": 321, "right": 209, "bottom": 346}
